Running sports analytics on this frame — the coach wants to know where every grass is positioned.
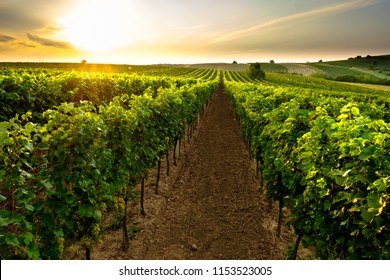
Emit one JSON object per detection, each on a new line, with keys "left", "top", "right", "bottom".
{"left": 340, "top": 82, "right": 390, "bottom": 91}
{"left": 309, "top": 63, "right": 367, "bottom": 77}
{"left": 326, "top": 55, "right": 390, "bottom": 69}
{"left": 310, "top": 55, "right": 390, "bottom": 79}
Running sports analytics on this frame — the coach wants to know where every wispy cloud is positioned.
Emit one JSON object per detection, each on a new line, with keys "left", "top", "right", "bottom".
{"left": 0, "top": 33, "right": 36, "bottom": 49}
{"left": 40, "top": 24, "right": 66, "bottom": 34}
{"left": 0, "top": 0, "right": 71, "bottom": 33}
{"left": 172, "top": 24, "right": 206, "bottom": 43}
{"left": 211, "top": 0, "right": 379, "bottom": 44}
{"left": 26, "top": 33, "right": 72, "bottom": 48}
{"left": 0, "top": 33, "right": 17, "bottom": 42}
{"left": 16, "top": 41, "right": 36, "bottom": 48}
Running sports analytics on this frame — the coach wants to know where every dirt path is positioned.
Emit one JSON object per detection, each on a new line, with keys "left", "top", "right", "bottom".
{"left": 141, "top": 84, "right": 297, "bottom": 259}
{"left": 85, "top": 82, "right": 307, "bottom": 260}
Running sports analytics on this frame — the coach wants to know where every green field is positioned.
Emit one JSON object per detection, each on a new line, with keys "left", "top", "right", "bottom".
{"left": 340, "top": 82, "right": 390, "bottom": 91}
{"left": 3, "top": 55, "right": 389, "bottom": 81}
{"left": 307, "top": 55, "right": 390, "bottom": 80}
{"left": 183, "top": 55, "right": 390, "bottom": 83}
{"left": 326, "top": 55, "right": 390, "bottom": 74}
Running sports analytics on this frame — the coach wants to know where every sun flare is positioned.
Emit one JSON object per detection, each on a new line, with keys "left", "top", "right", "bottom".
{"left": 58, "top": 0, "right": 146, "bottom": 52}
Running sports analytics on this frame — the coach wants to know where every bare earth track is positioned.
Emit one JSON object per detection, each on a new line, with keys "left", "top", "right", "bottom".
{"left": 87, "top": 83, "right": 311, "bottom": 260}
{"left": 143, "top": 84, "right": 291, "bottom": 260}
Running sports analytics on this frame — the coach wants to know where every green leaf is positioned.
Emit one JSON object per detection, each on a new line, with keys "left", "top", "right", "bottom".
{"left": 367, "top": 193, "right": 381, "bottom": 209}
{"left": 24, "top": 142, "right": 33, "bottom": 152}
{"left": 361, "top": 208, "right": 375, "bottom": 223}
{"left": 6, "top": 235, "right": 20, "bottom": 247}
{"left": 21, "top": 170, "right": 33, "bottom": 179}
{"left": 27, "top": 247, "right": 40, "bottom": 260}
{"left": 24, "top": 122, "right": 35, "bottom": 134}
{"left": 342, "top": 169, "right": 352, "bottom": 177}
{"left": 25, "top": 204, "right": 34, "bottom": 212}
{"left": 0, "top": 216, "right": 12, "bottom": 227}
{"left": 359, "top": 146, "right": 376, "bottom": 161}
{"left": 37, "top": 142, "right": 49, "bottom": 150}
{"left": 349, "top": 206, "right": 360, "bottom": 212}
{"left": 350, "top": 229, "right": 359, "bottom": 236}
{"left": 336, "top": 236, "right": 345, "bottom": 245}
{"left": 92, "top": 209, "right": 102, "bottom": 220}
{"left": 301, "top": 235, "right": 313, "bottom": 248}
{"left": 40, "top": 180, "right": 53, "bottom": 189}
{"left": 25, "top": 221, "right": 33, "bottom": 231}
{"left": 0, "top": 131, "right": 8, "bottom": 145}
{"left": 338, "top": 113, "right": 349, "bottom": 120}
{"left": 23, "top": 232, "right": 34, "bottom": 245}
{"left": 65, "top": 193, "right": 74, "bottom": 204}
{"left": 53, "top": 229, "right": 64, "bottom": 237}
{"left": 0, "top": 122, "right": 12, "bottom": 132}
{"left": 370, "top": 179, "right": 387, "bottom": 192}
{"left": 335, "top": 176, "right": 348, "bottom": 185}
{"left": 0, "top": 194, "right": 6, "bottom": 202}
{"left": 351, "top": 107, "right": 360, "bottom": 116}
{"left": 334, "top": 191, "right": 350, "bottom": 203}
{"left": 79, "top": 204, "right": 93, "bottom": 217}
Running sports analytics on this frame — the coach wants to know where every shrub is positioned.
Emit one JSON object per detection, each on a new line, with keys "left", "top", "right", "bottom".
{"left": 247, "top": 63, "right": 266, "bottom": 80}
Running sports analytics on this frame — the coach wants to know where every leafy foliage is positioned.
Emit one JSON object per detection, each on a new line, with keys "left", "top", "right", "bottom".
{"left": 0, "top": 70, "right": 217, "bottom": 259}
{"left": 247, "top": 63, "right": 266, "bottom": 80}
{"left": 226, "top": 79, "right": 390, "bottom": 259}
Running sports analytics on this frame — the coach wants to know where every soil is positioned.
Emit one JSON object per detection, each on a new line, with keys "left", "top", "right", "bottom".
{"left": 67, "top": 82, "right": 312, "bottom": 260}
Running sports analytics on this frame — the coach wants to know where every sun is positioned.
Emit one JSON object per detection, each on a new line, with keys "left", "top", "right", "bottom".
{"left": 58, "top": 0, "right": 143, "bottom": 52}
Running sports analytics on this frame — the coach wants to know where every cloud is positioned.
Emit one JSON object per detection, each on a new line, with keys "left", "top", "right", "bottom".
{"left": 26, "top": 33, "right": 72, "bottom": 48}
{"left": 0, "top": 33, "right": 36, "bottom": 49}
{"left": 16, "top": 41, "right": 36, "bottom": 48}
{"left": 211, "top": 0, "right": 379, "bottom": 44}
{"left": 171, "top": 25, "right": 206, "bottom": 43}
{"left": 41, "top": 24, "right": 65, "bottom": 33}
{"left": 0, "top": 33, "right": 17, "bottom": 42}
{"left": 0, "top": 5, "right": 45, "bottom": 32}
{"left": 0, "top": 0, "right": 73, "bottom": 33}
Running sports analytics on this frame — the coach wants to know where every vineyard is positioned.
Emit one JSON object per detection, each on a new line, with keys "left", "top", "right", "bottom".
{"left": 1, "top": 65, "right": 389, "bottom": 260}
{"left": 225, "top": 79, "right": 390, "bottom": 259}
{"left": 0, "top": 67, "right": 218, "bottom": 259}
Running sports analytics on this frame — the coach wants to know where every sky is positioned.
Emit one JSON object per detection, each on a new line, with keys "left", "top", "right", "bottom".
{"left": 0, "top": 0, "right": 389, "bottom": 64}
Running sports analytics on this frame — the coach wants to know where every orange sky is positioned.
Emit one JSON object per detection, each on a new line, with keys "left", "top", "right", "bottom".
{"left": 0, "top": 0, "right": 389, "bottom": 64}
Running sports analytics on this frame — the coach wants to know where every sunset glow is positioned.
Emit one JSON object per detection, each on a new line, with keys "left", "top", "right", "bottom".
{"left": 57, "top": 0, "right": 148, "bottom": 53}
{"left": 0, "top": 0, "right": 389, "bottom": 63}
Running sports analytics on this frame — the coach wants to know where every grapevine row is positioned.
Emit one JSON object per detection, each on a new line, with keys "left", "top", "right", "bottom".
{"left": 0, "top": 73, "right": 218, "bottom": 259}
{"left": 0, "top": 69, "right": 217, "bottom": 123}
{"left": 225, "top": 80, "right": 390, "bottom": 259}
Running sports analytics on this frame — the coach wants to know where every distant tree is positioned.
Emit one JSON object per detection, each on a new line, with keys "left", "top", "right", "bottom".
{"left": 247, "top": 63, "right": 265, "bottom": 80}
{"left": 232, "top": 61, "right": 238, "bottom": 64}
{"left": 270, "top": 60, "right": 275, "bottom": 64}
{"left": 81, "top": 59, "right": 87, "bottom": 64}
{"left": 318, "top": 59, "right": 323, "bottom": 63}
{"left": 366, "top": 55, "right": 372, "bottom": 59}
{"left": 356, "top": 55, "right": 362, "bottom": 59}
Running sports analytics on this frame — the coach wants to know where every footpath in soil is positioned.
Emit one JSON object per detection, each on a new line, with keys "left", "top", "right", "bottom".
{"left": 90, "top": 83, "right": 306, "bottom": 260}
{"left": 141, "top": 85, "right": 293, "bottom": 260}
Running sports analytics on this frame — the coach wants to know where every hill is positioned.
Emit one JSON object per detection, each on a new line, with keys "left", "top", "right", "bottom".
{"left": 2, "top": 55, "right": 390, "bottom": 85}
{"left": 309, "top": 55, "right": 390, "bottom": 79}
{"left": 186, "top": 55, "right": 390, "bottom": 85}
